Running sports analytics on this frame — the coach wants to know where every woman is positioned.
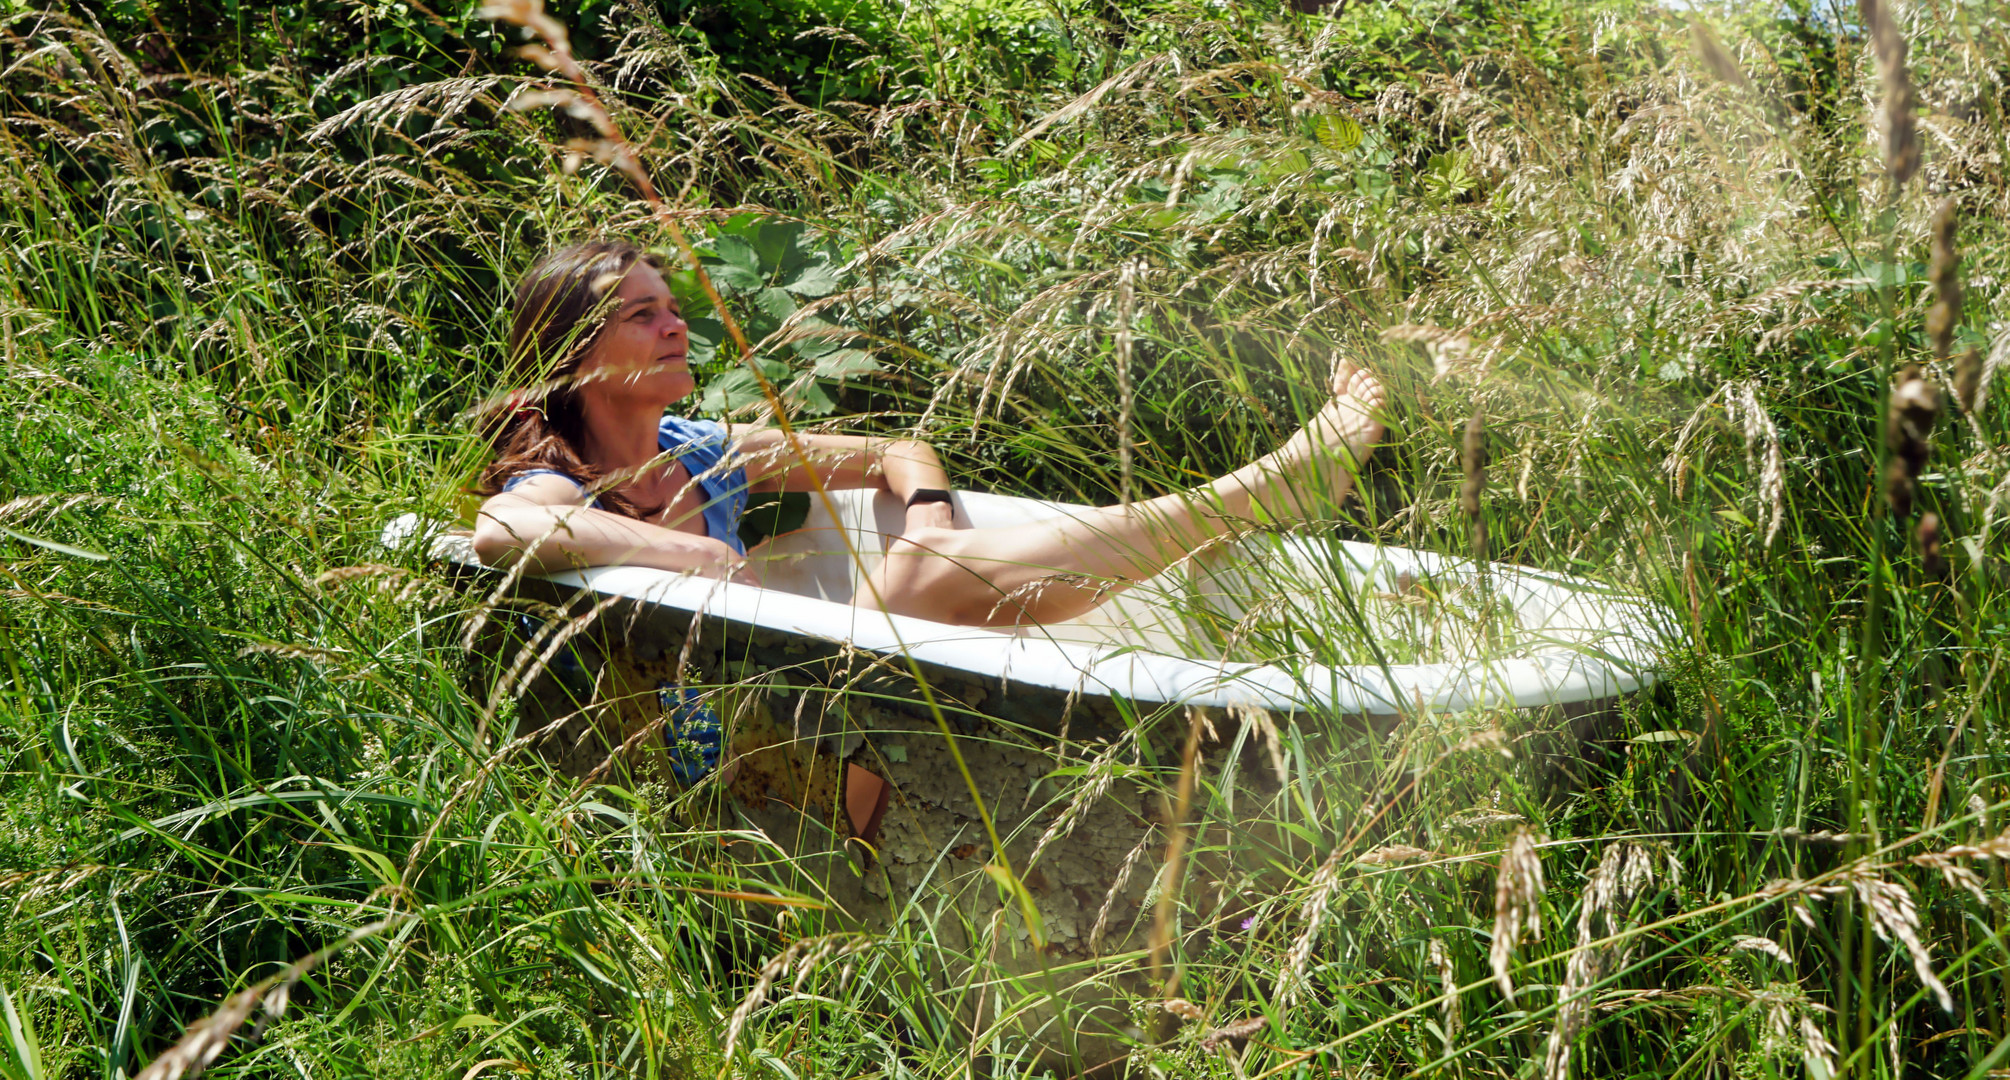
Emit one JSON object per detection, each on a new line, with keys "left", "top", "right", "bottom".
{"left": 473, "top": 239, "right": 1389, "bottom": 630}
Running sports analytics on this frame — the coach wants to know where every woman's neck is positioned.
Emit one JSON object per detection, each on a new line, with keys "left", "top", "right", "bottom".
{"left": 577, "top": 396, "right": 665, "bottom": 473}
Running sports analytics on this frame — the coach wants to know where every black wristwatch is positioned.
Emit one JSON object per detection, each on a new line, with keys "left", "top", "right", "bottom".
{"left": 906, "top": 488, "right": 953, "bottom": 508}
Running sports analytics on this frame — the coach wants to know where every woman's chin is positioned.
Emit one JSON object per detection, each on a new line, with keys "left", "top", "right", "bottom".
{"left": 632, "top": 371, "right": 696, "bottom": 404}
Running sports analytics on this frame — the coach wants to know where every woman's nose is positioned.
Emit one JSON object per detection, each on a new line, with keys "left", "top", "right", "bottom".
{"left": 662, "top": 313, "right": 687, "bottom": 337}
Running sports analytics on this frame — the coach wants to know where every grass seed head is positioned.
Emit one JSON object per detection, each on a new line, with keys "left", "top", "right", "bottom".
{"left": 1275, "top": 847, "right": 1348, "bottom": 1006}
{"left": 1544, "top": 843, "right": 1674, "bottom": 1079}
{"left": 1860, "top": 0, "right": 1920, "bottom": 190}
{"left": 1428, "top": 937, "right": 1461, "bottom": 1047}
{"left": 1927, "top": 197, "right": 1961, "bottom": 361}
{"left": 1886, "top": 365, "right": 1940, "bottom": 517}
{"left": 1732, "top": 935, "right": 1793, "bottom": 964}
{"left": 1955, "top": 346, "right": 1983, "bottom": 414}
{"left": 1848, "top": 864, "right": 1953, "bottom": 1012}
{"left": 1916, "top": 513, "right": 1944, "bottom": 577}
{"left": 1199, "top": 1015, "right": 1266, "bottom": 1052}
{"left": 1690, "top": 22, "right": 1751, "bottom": 90}
{"left": 1489, "top": 825, "right": 1545, "bottom": 1002}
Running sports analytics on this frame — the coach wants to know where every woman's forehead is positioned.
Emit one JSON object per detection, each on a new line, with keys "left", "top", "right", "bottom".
{"left": 613, "top": 263, "right": 671, "bottom": 301}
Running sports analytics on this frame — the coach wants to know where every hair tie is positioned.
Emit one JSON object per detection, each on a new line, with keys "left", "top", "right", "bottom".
{"left": 506, "top": 392, "right": 540, "bottom": 419}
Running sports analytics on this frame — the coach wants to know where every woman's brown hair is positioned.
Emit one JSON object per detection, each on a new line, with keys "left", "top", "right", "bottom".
{"left": 476, "top": 239, "right": 666, "bottom": 518}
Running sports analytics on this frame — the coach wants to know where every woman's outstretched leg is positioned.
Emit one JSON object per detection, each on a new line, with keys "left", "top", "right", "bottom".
{"left": 865, "top": 365, "right": 1389, "bottom": 627}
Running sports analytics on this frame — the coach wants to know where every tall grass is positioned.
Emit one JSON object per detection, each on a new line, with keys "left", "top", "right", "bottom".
{"left": 3, "top": 0, "right": 2009, "bottom": 1076}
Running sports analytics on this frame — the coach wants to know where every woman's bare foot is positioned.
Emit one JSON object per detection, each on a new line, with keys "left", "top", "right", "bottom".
{"left": 1310, "top": 362, "right": 1389, "bottom": 468}
{"left": 1254, "top": 361, "right": 1387, "bottom": 502}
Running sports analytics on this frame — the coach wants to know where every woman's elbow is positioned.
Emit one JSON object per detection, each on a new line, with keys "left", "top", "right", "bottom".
{"left": 471, "top": 516, "right": 527, "bottom": 569}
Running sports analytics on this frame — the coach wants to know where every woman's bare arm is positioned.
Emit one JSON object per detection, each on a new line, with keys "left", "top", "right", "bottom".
{"left": 472, "top": 474, "right": 748, "bottom": 580}
{"left": 728, "top": 427, "right": 959, "bottom": 529}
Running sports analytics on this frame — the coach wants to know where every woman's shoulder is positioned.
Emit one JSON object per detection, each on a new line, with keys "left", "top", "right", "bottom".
{"left": 658, "top": 413, "right": 730, "bottom": 452}
{"left": 497, "top": 468, "right": 591, "bottom": 501}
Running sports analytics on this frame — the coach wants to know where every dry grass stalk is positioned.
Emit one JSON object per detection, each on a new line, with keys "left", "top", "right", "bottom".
{"left": 1543, "top": 843, "right": 1678, "bottom": 1079}
{"left": 1115, "top": 257, "right": 1138, "bottom": 506}
{"left": 1027, "top": 744, "right": 1121, "bottom": 866}
{"left": 1490, "top": 825, "right": 1545, "bottom": 1002}
{"left": 1916, "top": 512, "right": 1945, "bottom": 577}
{"left": 1690, "top": 22, "right": 1751, "bottom": 90}
{"left": 1231, "top": 704, "right": 1289, "bottom": 783}
{"left": 1928, "top": 825, "right": 2010, "bottom": 861}
{"left": 314, "top": 563, "right": 445, "bottom": 605}
{"left": 0, "top": 492, "right": 99, "bottom": 525}
{"left": 1199, "top": 1015, "right": 1266, "bottom": 1053}
{"left": 1927, "top": 197, "right": 1961, "bottom": 361}
{"left": 1760, "top": 876, "right": 1849, "bottom": 927}
{"left": 1357, "top": 843, "right": 1438, "bottom": 866}
{"left": 1911, "top": 847, "right": 1997, "bottom": 904}
{"left": 1954, "top": 346, "right": 1982, "bottom": 415}
{"left": 1162, "top": 998, "right": 1205, "bottom": 1021}
{"left": 1731, "top": 934, "right": 1792, "bottom": 963}
{"left": 1089, "top": 831, "right": 1155, "bottom": 953}
{"left": 1797, "top": 1011, "right": 1841, "bottom": 1079}
{"left": 237, "top": 641, "right": 352, "bottom": 664}
{"left": 1886, "top": 365, "right": 1940, "bottom": 518}
{"left": 1974, "top": 328, "right": 2010, "bottom": 416}
{"left": 136, "top": 916, "right": 408, "bottom": 1080}
{"left": 1274, "top": 846, "right": 1347, "bottom": 1006}
{"left": 1428, "top": 937, "right": 1461, "bottom": 1049}
{"left": 1727, "top": 383, "right": 1787, "bottom": 545}
{"left": 1765, "top": 865, "right": 1951, "bottom": 1012}
{"left": 1447, "top": 807, "right": 1524, "bottom": 832}
{"left": 1150, "top": 707, "right": 1208, "bottom": 991}
{"left": 722, "top": 935, "right": 872, "bottom": 1063}
{"left": 1859, "top": 0, "right": 1920, "bottom": 190}
{"left": 1461, "top": 409, "right": 1486, "bottom": 560}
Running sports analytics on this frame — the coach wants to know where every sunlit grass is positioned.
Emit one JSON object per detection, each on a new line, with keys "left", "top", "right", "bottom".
{"left": 2, "top": 0, "right": 2009, "bottom": 1076}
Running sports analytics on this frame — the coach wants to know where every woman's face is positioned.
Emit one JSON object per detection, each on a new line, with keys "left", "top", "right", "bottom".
{"left": 574, "top": 262, "right": 693, "bottom": 407}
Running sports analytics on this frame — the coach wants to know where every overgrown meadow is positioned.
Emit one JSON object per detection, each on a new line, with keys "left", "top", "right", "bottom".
{"left": 4, "top": 0, "right": 2010, "bottom": 1075}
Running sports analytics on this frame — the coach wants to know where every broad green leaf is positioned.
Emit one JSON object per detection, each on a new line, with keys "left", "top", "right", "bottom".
{"left": 755, "top": 286, "right": 798, "bottom": 322}
{"left": 707, "top": 235, "right": 764, "bottom": 292}
{"left": 786, "top": 261, "right": 841, "bottom": 297}
{"left": 1313, "top": 113, "right": 1362, "bottom": 153}
{"left": 753, "top": 220, "right": 807, "bottom": 273}
{"left": 685, "top": 317, "right": 724, "bottom": 365}
{"left": 809, "top": 349, "right": 879, "bottom": 379}
{"left": 793, "top": 378, "right": 838, "bottom": 416}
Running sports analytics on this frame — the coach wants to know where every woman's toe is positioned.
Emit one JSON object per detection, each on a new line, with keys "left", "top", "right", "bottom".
{"left": 1344, "top": 367, "right": 1386, "bottom": 412}
{"left": 1330, "top": 359, "right": 1359, "bottom": 397}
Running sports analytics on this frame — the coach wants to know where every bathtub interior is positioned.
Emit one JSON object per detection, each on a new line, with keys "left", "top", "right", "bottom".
{"left": 745, "top": 489, "right": 1656, "bottom": 667}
